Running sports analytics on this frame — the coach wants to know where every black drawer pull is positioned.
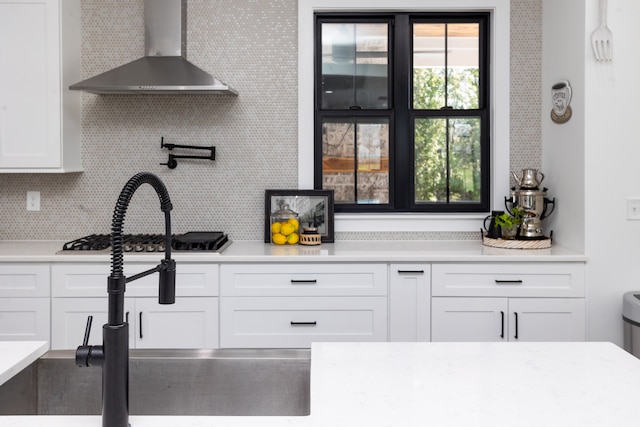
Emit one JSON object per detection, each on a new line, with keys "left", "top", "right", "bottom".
{"left": 397, "top": 270, "right": 425, "bottom": 274}
{"left": 291, "top": 279, "right": 317, "bottom": 284}
{"left": 495, "top": 279, "right": 523, "bottom": 284}
{"left": 290, "top": 321, "right": 317, "bottom": 326}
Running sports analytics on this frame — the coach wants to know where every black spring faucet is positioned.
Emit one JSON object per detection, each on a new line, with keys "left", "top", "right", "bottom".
{"left": 75, "top": 172, "right": 176, "bottom": 427}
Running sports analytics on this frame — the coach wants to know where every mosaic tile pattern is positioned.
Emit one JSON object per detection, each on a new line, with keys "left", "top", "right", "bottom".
{"left": 510, "top": 0, "right": 543, "bottom": 187}
{"left": 0, "top": 0, "right": 541, "bottom": 242}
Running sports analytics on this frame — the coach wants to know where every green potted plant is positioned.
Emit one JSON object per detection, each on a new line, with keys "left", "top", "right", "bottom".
{"left": 494, "top": 208, "right": 523, "bottom": 239}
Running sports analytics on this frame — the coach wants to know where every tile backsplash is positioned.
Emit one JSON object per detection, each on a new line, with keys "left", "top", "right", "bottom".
{"left": 0, "top": 0, "right": 540, "bottom": 242}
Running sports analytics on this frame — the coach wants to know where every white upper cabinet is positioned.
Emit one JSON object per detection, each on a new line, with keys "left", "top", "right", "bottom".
{"left": 0, "top": 0, "right": 81, "bottom": 172}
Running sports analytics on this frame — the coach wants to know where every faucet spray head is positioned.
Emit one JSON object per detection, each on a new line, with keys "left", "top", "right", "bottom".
{"left": 159, "top": 258, "right": 176, "bottom": 304}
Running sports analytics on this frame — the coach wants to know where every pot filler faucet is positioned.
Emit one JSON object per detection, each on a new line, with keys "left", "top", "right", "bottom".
{"left": 75, "top": 172, "right": 176, "bottom": 427}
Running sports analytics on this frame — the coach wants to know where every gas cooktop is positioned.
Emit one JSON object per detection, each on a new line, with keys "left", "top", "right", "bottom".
{"left": 59, "top": 232, "right": 230, "bottom": 254}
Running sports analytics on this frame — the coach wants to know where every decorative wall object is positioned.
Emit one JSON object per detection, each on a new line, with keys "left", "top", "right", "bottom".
{"left": 591, "top": 0, "right": 613, "bottom": 61}
{"left": 551, "top": 80, "right": 572, "bottom": 124}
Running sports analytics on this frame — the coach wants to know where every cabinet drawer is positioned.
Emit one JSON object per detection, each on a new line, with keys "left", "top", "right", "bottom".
{"left": 0, "top": 264, "right": 50, "bottom": 297}
{"left": 431, "top": 263, "right": 585, "bottom": 297}
{"left": 220, "top": 263, "right": 387, "bottom": 296}
{"left": 51, "top": 263, "right": 218, "bottom": 297}
{"left": 220, "top": 296, "right": 387, "bottom": 348}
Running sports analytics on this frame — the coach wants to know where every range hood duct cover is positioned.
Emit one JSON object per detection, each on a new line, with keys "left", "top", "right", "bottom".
{"left": 69, "top": 0, "right": 237, "bottom": 95}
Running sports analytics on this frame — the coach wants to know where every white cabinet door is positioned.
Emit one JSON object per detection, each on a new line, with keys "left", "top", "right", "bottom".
{"left": 389, "top": 264, "right": 430, "bottom": 342}
{"left": 51, "top": 298, "right": 135, "bottom": 349}
{"left": 432, "top": 298, "right": 507, "bottom": 342}
{"left": 432, "top": 297, "right": 585, "bottom": 342}
{"left": 0, "top": 0, "right": 81, "bottom": 172}
{"left": 0, "top": 297, "right": 50, "bottom": 342}
{"left": 508, "top": 298, "right": 585, "bottom": 342}
{"left": 134, "top": 297, "right": 218, "bottom": 349}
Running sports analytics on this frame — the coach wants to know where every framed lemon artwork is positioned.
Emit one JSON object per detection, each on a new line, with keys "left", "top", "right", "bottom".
{"left": 264, "top": 189, "right": 335, "bottom": 244}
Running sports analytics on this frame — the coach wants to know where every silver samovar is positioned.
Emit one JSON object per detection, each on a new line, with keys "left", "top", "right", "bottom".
{"left": 505, "top": 169, "right": 556, "bottom": 239}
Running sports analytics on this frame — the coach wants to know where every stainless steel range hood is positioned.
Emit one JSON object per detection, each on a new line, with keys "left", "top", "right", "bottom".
{"left": 69, "top": 0, "right": 237, "bottom": 95}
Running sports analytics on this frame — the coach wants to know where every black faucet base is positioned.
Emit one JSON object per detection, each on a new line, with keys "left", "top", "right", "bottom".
{"left": 102, "top": 323, "right": 129, "bottom": 427}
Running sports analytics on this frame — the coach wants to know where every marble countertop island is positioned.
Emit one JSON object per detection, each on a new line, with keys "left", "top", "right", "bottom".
{"left": 0, "top": 341, "right": 48, "bottom": 387}
{"left": 0, "top": 341, "right": 638, "bottom": 426}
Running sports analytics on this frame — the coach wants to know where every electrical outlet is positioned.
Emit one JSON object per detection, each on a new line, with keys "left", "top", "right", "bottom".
{"left": 27, "top": 191, "right": 40, "bottom": 211}
{"left": 627, "top": 197, "right": 640, "bottom": 220}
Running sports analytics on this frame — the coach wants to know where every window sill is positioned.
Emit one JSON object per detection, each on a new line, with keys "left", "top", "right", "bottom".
{"left": 335, "top": 213, "right": 486, "bottom": 233}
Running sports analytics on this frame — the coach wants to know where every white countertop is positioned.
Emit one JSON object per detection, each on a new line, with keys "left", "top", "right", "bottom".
{"left": 0, "top": 341, "right": 638, "bottom": 426}
{"left": 0, "top": 240, "right": 586, "bottom": 263}
{"left": 0, "top": 341, "right": 48, "bottom": 387}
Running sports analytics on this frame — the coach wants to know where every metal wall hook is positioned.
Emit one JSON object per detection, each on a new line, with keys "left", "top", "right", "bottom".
{"left": 160, "top": 137, "right": 216, "bottom": 169}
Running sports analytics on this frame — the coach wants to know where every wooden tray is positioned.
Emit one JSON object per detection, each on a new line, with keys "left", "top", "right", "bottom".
{"left": 481, "top": 231, "right": 552, "bottom": 250}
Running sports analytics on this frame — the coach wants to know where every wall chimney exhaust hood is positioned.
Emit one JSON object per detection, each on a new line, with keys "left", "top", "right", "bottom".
{"left": 69, "top": 0, "right": 237, "bottom": 95}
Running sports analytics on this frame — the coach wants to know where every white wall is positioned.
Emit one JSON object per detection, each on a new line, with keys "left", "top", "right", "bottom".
{"left": 544, "top": 0, "right": 640, "bottom": 346}
{"left": 541, "top": 0, "right": 585, "bottom": 254}
{"left": 585, "top": 0, "right": 640, "bottom": 345}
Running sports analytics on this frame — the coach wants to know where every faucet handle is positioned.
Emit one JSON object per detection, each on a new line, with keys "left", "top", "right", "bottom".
{"left": 76, "top": 315, "right": 104, "bottom": 368}
{"left": 82, "top": 315, "right": 93, "bottom": 346}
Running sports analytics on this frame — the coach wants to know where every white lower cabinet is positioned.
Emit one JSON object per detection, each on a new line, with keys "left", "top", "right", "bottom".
{"left": 389, "top": 264, "right": 431, "bottom": 342}
{"left": 431, "top": 297, "right": 585, "bottom": 342}
{"left": 431, "top": 262, "right": 586, "bottom": 342}
{"left": 0, "top": 258, "right": 588, "bottom": 349}
{"left": 51, "top": 262, "right": 219, "bottom": 349}
{"left": 134, "top": 297, "right": 218, "bottom": 349}
{"left": 219, "top": 263, "right": 388, "bottom": 348}
{"left": 51, "top": 298, "right": 135, "bottom": 348}
{"left": 51, "top": 297, "right": 218, "bottom": 349}
{"left": 0, "top": 263, "right": 51, "bottom": 342}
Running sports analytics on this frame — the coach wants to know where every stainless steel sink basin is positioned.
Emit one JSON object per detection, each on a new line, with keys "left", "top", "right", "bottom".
{"left": 0, "top": 348, "right": 310, "bottom": 416}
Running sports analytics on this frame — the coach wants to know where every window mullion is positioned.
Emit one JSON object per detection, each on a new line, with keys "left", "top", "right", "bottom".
{"left": 394, "top": 14, "right": 411, "bottom": 211}
{"left": 353, "top": 119, "right": 359, "bottom": 202}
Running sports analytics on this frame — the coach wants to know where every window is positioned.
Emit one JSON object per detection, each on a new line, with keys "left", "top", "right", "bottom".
{"left": 298, "top": 0, "right": 510, "bottom": 233}
{"left": 315, "top": 13, "right": 490, "bottom": 213}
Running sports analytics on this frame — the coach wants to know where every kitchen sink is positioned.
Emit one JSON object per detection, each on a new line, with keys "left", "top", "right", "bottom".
{"left": 0, "top": 348, "right": 310, "bottom": 416}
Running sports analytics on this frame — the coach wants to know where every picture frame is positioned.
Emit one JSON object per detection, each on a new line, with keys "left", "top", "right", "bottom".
{"left": 264, "top": 189, "right": 335, "bottom": 243}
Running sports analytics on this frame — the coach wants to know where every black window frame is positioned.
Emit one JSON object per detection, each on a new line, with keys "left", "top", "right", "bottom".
{"left": 314, "top": 12, "right": 491, "bottom": 214}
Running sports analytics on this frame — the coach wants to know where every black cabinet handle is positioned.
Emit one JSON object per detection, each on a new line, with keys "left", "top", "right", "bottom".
{"left": 291, "top": 279, "right": 317, "bottom": 284}
{"left": 125, "top": 311, "right": 129, "bottom": 324}
{"left": 397, "top": 270, "right": 425, "bottom": 274}
{"left": 514, "top": 312, "right": 519, "bottom": 340}
{"left": 500, "top": 311, "right": 504, "bottom": 339}
{"left": 139, "top": 312, "right": 143, "bottom": 339}
{"left": 495, "top": 279, "right": 523, "bottom": 284}
{"left": 290, "top": 321, "right": 317, "bottom": 326}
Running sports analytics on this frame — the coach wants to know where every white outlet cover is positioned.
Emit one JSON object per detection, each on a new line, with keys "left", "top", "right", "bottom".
{"left": 27, "top": 191, "right": 40, "bottom": 211}
{"left": 627, "top": 197, "right": 640, "bottom": 220}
